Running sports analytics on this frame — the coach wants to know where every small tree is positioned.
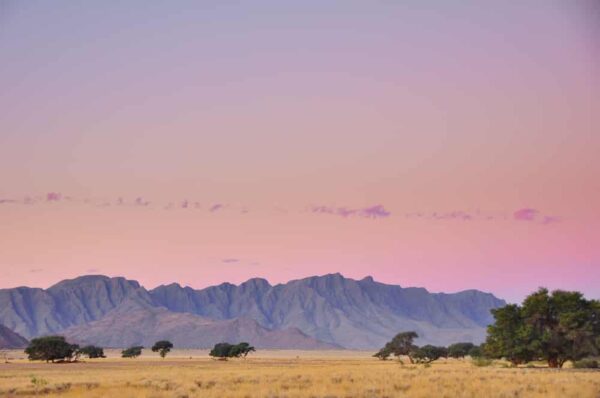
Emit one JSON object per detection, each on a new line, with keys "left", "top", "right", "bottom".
{"left": 78, "top": 345, "right": 106, "bottom": 359}
{"left": 447, "top": 342, "right": 475, "bottom": 359}
{"left": 374, "top": 331, "right": 419, "bottom": 363}
{"left": 152, "top": 340, "right": 173, "bottom": 358}
{"left": 229, "top": 342, "right": 255, "bottom": 358}
{"left": 121, "top": 346, "right": 143, "bottom": 358}
{"left": 412, "top": 345, "right": 448, "bottom": 364}
{"left": 24, "top": 336, "right": 79, "bottom": 363}
{"left": 209, "top": 342, "right": 256, "bottom": 360}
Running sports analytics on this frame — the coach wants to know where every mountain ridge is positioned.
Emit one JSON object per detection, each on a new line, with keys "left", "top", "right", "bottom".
{"left": 0, "top": 273, "right": 506, "bottom": 349}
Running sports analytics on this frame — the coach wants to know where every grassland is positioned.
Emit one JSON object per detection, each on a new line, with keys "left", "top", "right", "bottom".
{"left": 1, "top": 350, "right": 599, "bottom": 397}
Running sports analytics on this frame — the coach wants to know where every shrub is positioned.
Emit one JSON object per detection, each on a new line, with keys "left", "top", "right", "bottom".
{"left": 572, "top": 359, "right": 599, "bottom": 369}
{"left": 78, "top": 345, "right": 106, "bottom": 359}
{"left": 121, "top": 346, "right": 143, "bottom": 358}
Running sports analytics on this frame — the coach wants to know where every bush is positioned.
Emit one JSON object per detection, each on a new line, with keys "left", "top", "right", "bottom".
{"left": 78, "top": 345, "right": 106, "bottom": 359}
{"left": 572, "top": 359, "right": 599, "bottom": 369}
{"left": 24, "top": 336, "right": 79, "bottom": 363}
{"left": 121, "top": 346, "right": 143, "bottom": 358}
{"left": 209, "top": 342, "right": 255, "bottom": 359}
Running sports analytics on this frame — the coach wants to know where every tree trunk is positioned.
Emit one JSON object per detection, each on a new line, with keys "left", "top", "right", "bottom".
{"left": 548, "top": 357, "right": 559, "bottom": 368}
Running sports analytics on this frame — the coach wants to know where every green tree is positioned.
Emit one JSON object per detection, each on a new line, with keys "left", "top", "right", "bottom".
{"left": 374, "top": 331, "right": 419, "bottom": 363}
{"left": 412, "top": 345, "right": 448, "bottom": 363}
{"left": 24, "top": 336, "right": 79, "bottom": 363}
{"left": 229, "top": 342, "right": 255, "bottom": 358}
{"left": 447, "top": 342, "right": 475, "bottom": 359}
{"left": 521, "top": 288, "right": 600, "bottom": 368}
{"left": 485, "top": 304, "right": 535, "bottom": 365}
{"left": 78, "top": 345, "right": 106, "bottom": 359}
{"left": 151, "top": 340, "right": 174, "bottom": 358}
{"left": 209, "top": 342, "right": 233, "bottom": 359}
{"left": 468, "top": 344, "right": 483, "bottom": 358}
{"left": 121, "top": 346, "right": 143, "bottom": 358}
{"left": 209, "top": 342, "right": 256, "bottom": 359}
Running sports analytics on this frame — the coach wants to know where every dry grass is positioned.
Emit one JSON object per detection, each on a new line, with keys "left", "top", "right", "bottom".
{"left": 1, "top": 350, "right": 599, "bottom": 397}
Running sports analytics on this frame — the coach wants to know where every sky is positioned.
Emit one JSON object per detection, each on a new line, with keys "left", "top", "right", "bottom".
{"left": 0, "top": 1, "right": 599, "bottom": 302}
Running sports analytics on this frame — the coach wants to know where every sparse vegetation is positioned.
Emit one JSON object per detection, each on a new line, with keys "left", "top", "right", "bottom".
{"left": 121, "top": 346, "right": 143, "bottom": 358}
{"left": 0, "top": 350, "right": 599, "bottom": 397}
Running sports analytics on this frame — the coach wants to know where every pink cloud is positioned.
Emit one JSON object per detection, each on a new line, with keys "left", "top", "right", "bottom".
{"left": 310, "top": 204, "right": 391, "bottom": 219}
{"left": 134, "top": 197, "right": 150, "bottom": 206}
{"left": 46, "top": 192, "right": 62, "bottom": 202}
{"left": 209, "top": 203, "right": 224, "bottom": 212}
{"left": 513, "top": 208, "right": 538, "bottom": 221}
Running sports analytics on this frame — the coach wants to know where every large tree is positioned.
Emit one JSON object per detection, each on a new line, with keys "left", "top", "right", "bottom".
{"left": 78, "top": 345, "right": 106, "bottom": 359}
{"left": 24, "top": 336, "right": 79, "bottom": 363}
{"left": 121, "top": 346, "right": 143, "bottom": 358}
{"left": 485, "top": 304, "right": 535, "bottom": 365}
{"left": 486, "top": 288, "right": 600, "bottom": 368}
{"left": 521, "top": 288, "right": 600, "bottom": 368}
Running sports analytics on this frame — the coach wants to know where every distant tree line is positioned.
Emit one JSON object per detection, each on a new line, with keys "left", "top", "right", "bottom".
{"left": 24, "top": 337, "right": 257, "bottom": 362}
{"left": 375, "top": 288, "right": 600, "bottom": 368}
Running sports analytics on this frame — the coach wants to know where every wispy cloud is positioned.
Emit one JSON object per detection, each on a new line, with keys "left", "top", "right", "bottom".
{"left": 222, "top": 258, "right": 240, "bottom": 263}
{"left": 209, "top": 203, "right": 224, "bottom": 212}
{"left": 310, "top": 204, "right": 391, "bottom": 219}
{"left": 513, "top": 208, "right": 538, "bottom": 221}
{"left": 46, "top": 192, "right": 61, "bottom": 202}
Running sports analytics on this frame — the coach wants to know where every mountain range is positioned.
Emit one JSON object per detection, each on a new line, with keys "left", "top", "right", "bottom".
{"left": 0, "top": 274, "right": 505, "bottom": 349}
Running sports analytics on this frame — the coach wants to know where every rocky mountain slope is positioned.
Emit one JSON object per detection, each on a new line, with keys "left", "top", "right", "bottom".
{"left": 0, "top": 274, "right": 505, "bottom": 349}
{"left": 0, "top": 324, "right": 29, "bottom": 349}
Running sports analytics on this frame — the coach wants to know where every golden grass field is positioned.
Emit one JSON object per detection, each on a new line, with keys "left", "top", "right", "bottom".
{"left": 1, "top": 350, "right": 599, "bottom": 397}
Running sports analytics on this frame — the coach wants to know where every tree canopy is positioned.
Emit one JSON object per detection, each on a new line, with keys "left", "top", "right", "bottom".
{"left": 209, "top": 342, "right": 255, "bottom": 359}
{"left": 374, "top": 331, "right": 419, "bottom": 362}
{"left": 151, "top": 340, "right": 174, "bottom": 358}
{"left": 121, "top": 346, "right": 144, "bottom": 358}
{"left": 485, "top": 288, "right": 600, "bottom": 368}
{"left": 78, "top": 345, "right": 106, "bottom": 359}
{"left": 447, "top": 342, "right": 475, "bottom": 359}
{"left": 24, "top": 336, "right": 79, "bottom": 363}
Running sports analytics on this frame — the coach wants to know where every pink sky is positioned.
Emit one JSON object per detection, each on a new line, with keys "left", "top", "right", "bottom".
{"left": 1, "top": 1, "right": 599, "bottom": 302}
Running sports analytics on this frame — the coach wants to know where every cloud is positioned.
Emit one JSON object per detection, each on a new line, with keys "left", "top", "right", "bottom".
{"left": 29, "top": 268, "right": 43, "bottom": 273}
{"left": 209, "top": 203, "right": 224, "bottom": 212}
{"left": 310, "top": 204, "right": 391, "bottom": 219}
{"left": 134, "top": 197, "right": 150, "bottom": 206}
{"left": 542, "top": 215, "right": 561, "bottom": 225}
{"left": 513, "top": 208, "right": 538, "bottom": 221}
{"left": 46, "top": 192, "right": 61, "bottom": 201}
{"left": 86, "top": 268, "right": 100, "bottom": 273}
{"left": 222, "top": 258, "right": 239, "bottom": 263}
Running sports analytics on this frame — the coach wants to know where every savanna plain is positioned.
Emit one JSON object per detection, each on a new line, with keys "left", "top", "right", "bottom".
{"left": 1, "top": 350, "right": 599, "bottom": 398}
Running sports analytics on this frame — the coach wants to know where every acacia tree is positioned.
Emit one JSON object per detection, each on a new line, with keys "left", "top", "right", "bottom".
{"left": 152, "top": 340, "right": 174, "bottom": 358}
{"left": 209, "top": 342, "right": 255, "bottom": 359}
{"left": 24, "top": 336, "right": 80, "bottom": 363}
{"left": 121, "top": 346, "right": 143, "bottom": 358}
{"left": 412, "top": 345, "right": 448, "bottom": 363}
{"left": 486, "top": 289, "right": 600, "bottom": 368}
{"left": 78, "top": 345, "right": 106, "bottom": 359}
{"left": 521, "top": 289, "right": 600, "bottom": 368}
{"left": 374, "top": 331, "right": 418, "bottom": 363}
